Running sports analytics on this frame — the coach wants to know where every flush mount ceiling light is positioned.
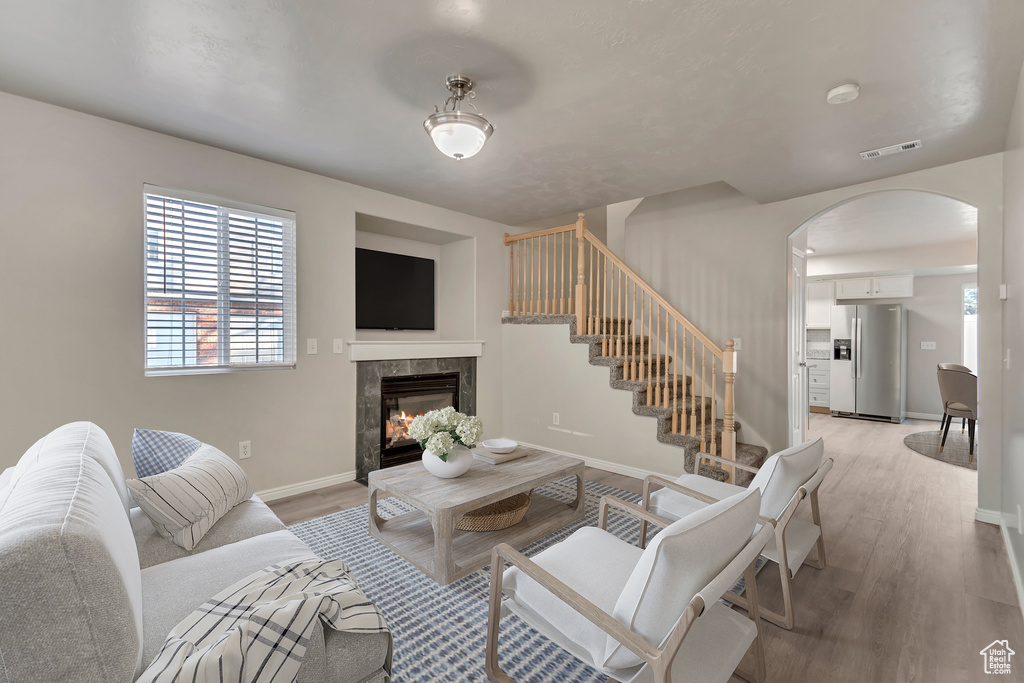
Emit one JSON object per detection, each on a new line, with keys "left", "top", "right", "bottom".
{"left": 805, "top": 247, "right": 816, "bottom": 254}
{"left": 424, "top": 75, "right": 495, "bottom": 160}
{"left": 826, "top": 83, "right": 860, "bottom": 104}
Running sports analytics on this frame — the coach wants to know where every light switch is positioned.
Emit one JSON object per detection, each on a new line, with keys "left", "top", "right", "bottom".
{"left": 333, "top": 339, "right": 345, "bottom": 354}
{"left": 307, "top": 338, "right": 318, "bottom": 355}
{"left": 920, "top": 341, "right": 936, "bottom": 350}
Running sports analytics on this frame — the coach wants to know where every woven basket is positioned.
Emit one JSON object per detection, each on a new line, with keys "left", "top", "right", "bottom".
{"left": 455, "top": 491, "right": 532, "bottom": 532}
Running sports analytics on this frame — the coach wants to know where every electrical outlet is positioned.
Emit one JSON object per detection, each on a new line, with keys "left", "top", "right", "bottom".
{"left": 552, "top": 412, "right": 560, "bottom": 426}
{"left": 333, "top": 339, "right": 345, "bottom": 354}
{"left": 732, "top": 338, "right": 741, "bottom": 350}
{"left": 307, "top": 339, "right": 318, "bottom": 355}
{"left": 239, "top": 441, "right": 252, "bottom": 460}
{"left": 920, "top": 341, "right": 937, "bottom": 350}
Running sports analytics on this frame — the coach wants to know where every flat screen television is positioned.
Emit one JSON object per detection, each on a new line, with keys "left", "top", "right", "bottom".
{"left": 355, "top": 248, "right": 435, "bottom": 330}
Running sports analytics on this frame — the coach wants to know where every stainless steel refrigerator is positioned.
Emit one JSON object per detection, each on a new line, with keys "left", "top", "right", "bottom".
{"left": 829, "top": 304, "right": 907, "bottom": 423}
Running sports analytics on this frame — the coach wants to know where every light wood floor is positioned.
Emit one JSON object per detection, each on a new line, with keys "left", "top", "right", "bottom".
{"left": 268, "top": 415, "right": 1024, "bottom": 682}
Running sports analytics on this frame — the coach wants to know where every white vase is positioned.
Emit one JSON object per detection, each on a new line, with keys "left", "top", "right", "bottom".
{"left": 422, "top": 444, "right": 473, "bottom": 479}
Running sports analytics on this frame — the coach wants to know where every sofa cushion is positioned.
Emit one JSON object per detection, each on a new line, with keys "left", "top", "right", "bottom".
{"left": 15, "top": 421, "right": 133, "bottom": 515}
{"left": 0, "top": 452, "right": 143, "bottom": 682}
{"left": 131, "top": 495, "right": 286, "bottom": 569}
{"left": 141, "top": 529, "right": 391, "bottom": 683}
{"left": 132, "top": 427, "right": 201, "bottom": 478}
{"left": 127, "top": 444, "right": 254, "bottom": 550}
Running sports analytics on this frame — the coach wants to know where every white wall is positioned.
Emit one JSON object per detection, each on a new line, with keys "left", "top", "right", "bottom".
{"left": 1001, "top": 61, "right": 1024, "bottom": 599}
{"left": 0, "top": 91, "right": 508, "bottom": 492}
{"left": 502, "top": 323, "right": 688, "bottom": 478}
{"left": 841, "top": 273, "right": 977, "bottom": 417}
{"left": 625, "top": 156, "right": 1004, "bottom": 515}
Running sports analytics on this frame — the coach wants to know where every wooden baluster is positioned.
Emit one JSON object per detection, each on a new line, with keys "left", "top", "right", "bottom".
{"left": 690, "top": 336, "right": 697, "bottom": 439}
{"left": 508, "top": 238, "right": 514, "bottom": 317}
{"left": 613, "top": 267, "right": 620, "bottom": 356}
{"left": 620, "top": 271, "right": 626, "bottom": 356}
{"left": 574, "top": 218, "right": 586, "bottom": 325}
{"left": 515, "top": 240, "right": 521, "bottom": 316}
{"left": 672, "top": 321, "right": 679, "bottom": 433}
{"left": 701, "top": 347, "right": 707, "bottom": 454}
{"left": 722, "top": 340, "right": 737, "bottom": 483}
{"left": 646, "top": 294, "right": 653, "bottom": 404}
{"left": 638, "top": 292, "right": 645, "bottom": 382}
{"left": 630, "top": 281, "right": 637, "bottom": 380}
{"left": 653, "top": 305, "right": 661, "bottom": 407}
{"left": 680, "top": 331, "right": 687, "bottom": 433}
{"left": 559, "top": 232, "right": 565, "bottom": 314}
{"left": 711, "top": 356, "right": 718, "bottom": 457}
{"left": 662, "top": 310, "right": 670, "bottom": 408}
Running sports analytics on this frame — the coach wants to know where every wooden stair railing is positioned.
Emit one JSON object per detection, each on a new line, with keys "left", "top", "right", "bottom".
{"left": 504, "top": 213, "right": 738, "bottom": 482}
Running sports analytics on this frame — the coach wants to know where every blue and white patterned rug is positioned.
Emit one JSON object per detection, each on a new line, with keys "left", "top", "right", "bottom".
{"left": 289, "top": 477, "right": 640, "bottom": 683}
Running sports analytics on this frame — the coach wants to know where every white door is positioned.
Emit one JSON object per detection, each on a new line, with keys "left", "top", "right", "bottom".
{"left": 790, "top": 249, "right": 808, "bottom": 445}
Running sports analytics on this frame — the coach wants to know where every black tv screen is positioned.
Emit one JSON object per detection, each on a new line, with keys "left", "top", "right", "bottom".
{"left": 355, "top": 248, "right": 435, "bottom": 330}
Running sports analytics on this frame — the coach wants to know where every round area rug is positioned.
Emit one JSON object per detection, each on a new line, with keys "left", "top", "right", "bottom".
{"left": 903, "top": 430, "right": 977, "bottom": 470}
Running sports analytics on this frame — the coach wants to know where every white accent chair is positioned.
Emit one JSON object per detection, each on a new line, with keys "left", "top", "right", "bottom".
{"left": 641, "top": 437, "right": 832, "bottom": 630}
{"left": 486, "top": 488, "right": 773, "bottom": 683}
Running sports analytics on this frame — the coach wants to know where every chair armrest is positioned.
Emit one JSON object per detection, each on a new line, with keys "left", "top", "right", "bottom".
{"left": 490, "top": 543, "right": 667, "bottom": 665}
{"left": 598, "top": 496, "right": 674, "bottom": 535}
{"left": 801, "top": 458, "right": 833, "bottom": 496}
{"left": 644, "top": 474, "right": 722, "bottom": 506}
{"left": 693, "top": 451, "right": 761, "bottom": 475}
{"left": 644, "top": 475, "right": 776, "bottom": 528}
{"left": 696, "top": 524, "right": 774, "bottom": 609}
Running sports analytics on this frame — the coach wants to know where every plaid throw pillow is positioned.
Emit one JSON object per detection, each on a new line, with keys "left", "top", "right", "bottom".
{"left": 132, "top": 428, "right": 201, "bottom": 478}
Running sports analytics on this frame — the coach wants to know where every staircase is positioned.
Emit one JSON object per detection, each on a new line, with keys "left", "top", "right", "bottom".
{"left": 502, "top": 214, "right": 767, "bottom": 485}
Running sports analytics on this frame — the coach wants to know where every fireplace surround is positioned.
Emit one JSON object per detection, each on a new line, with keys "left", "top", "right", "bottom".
{"left": 356, "top": 357, "right": 476, "bottom": 483}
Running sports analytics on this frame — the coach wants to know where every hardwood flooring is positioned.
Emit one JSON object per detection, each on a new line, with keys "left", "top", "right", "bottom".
{"left": 268, "top": 415, "right": 1024, "bottom": 682}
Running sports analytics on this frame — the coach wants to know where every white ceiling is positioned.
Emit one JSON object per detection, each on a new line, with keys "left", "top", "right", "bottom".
{"left": 1, "top": 1, "right": 1022, "bottom": 225}
{"left": 805, "top": 190, "right": 978, "bottom": 255}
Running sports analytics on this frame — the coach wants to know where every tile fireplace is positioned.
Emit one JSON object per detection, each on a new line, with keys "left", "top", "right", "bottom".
{"left": 355, "top": 357, "right": 476, "bottom": 483}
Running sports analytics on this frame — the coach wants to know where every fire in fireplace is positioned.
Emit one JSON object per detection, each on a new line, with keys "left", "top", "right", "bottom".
{"left": 380, "top": 373, "right": 460, "bottom": 468}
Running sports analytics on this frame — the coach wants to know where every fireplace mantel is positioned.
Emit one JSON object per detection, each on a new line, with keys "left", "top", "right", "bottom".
{"left": 347, "top": 340, "right": 484, "bottom": 362}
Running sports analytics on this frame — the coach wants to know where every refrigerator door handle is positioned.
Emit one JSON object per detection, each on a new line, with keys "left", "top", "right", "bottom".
{"left": 851, "top": 317, "right": 857, "bottom": 378}
{"left": 856, "top": 317, "right": 863, "bottom": 379}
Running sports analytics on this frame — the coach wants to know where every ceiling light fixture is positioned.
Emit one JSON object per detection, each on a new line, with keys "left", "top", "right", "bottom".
{"left": 805, "top": 247, "right": 816, "bottom": 254}
{"left": 424, "top": 75, "right": 494, "bottom": 160}
{"left": 826, "top": 83, "right": 860, "bottom": 104}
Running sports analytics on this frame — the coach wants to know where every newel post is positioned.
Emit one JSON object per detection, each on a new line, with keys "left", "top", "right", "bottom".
{"left": 574, "top": 212, "right": 587, "bottom": 330}
{"left": 722, "top": 339, "right": 738, "bottom": 477}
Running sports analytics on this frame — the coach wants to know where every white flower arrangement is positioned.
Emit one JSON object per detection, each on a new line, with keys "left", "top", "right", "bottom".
{"left": 408, "top": 407, "right": 483, "bottom": 461}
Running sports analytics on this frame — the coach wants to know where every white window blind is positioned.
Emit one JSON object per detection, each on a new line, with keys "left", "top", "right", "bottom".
{"left": 144, "top": 185, "right": 296, "bottom": 375}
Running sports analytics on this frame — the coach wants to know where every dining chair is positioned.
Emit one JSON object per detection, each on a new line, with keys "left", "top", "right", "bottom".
{"left": 936, "top": 364, "right": 978, "bottom": 461}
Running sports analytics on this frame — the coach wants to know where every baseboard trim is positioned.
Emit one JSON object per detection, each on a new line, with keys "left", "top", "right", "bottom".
{"left": 975, "top": 507, "right": 1003, "bottom": 524}
{"left": 514, "top": 440, "right": 670, "bottom": 481}
{"left": 1000, "top": 521, "right": 1024, "bottom": 622}
{"left": 256, "top": 471, "right": 357, "bottom": 502}
{"left": 906, "top": 412, "right": 943, "bottom": 421}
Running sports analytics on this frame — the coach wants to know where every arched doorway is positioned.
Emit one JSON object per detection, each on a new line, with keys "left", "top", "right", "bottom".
{"left": 787, "top": 190, "right": 979, "bottom": 445}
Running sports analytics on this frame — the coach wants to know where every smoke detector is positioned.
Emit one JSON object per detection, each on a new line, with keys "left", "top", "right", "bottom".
{"left": 859, "top": 140, "right": 922, "bottom": 160}
{"left": 826, "top": 83, "right": 860, "bottom": 104}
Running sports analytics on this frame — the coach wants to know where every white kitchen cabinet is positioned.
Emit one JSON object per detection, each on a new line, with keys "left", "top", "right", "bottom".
{"left": 871, "top": 275, "right": 914, "bottom": 298}
{"left": 806, "top": 281, "right": 835, "bottom": 328}
{"left": 835, "top": 278, "right": 872, "bottom": 299}
{"left": 835, "top": 275, "right": 913, "bottom": 300}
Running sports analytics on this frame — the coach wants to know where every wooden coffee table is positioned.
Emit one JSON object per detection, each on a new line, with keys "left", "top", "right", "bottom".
{"left": 367, "top": 448, "right": 585, "bottom": 585}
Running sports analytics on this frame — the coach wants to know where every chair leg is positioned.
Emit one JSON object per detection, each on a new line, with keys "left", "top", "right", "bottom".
{"left": 968, "top": 419, "right": 976, "bottom": 462}
{"left": 940, "top": 414, "right": 952, "bottom": 452}
{"left": 807, "top": 490, "right": 827, "bottom": 569}
{"left": 940, "top": 413, "right": 947, "bottom": 432}
{"left": 485, "top": 552, "right": 517, "bottom": 683}
{"left": 962, "top": 417, "right": 966, "bottom": 434}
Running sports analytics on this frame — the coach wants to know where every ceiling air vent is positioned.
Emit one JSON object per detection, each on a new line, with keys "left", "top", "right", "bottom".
{"left": 859, "top": 140, "right": 922, "bottom": 160}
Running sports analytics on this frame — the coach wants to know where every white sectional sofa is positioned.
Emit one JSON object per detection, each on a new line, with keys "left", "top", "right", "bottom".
{"left": 0, "top": 422, "right": 391, "bottom": 683}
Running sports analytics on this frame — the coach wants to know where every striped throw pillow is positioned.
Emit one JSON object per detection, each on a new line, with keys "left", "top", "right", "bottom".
{"left": 127, "top": 445, "right": 254, "bottom": 551}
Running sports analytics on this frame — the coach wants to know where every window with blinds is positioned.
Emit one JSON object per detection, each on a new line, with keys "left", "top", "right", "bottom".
{"left": 144, "top": 185, "right": 296, "bottom": 375}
